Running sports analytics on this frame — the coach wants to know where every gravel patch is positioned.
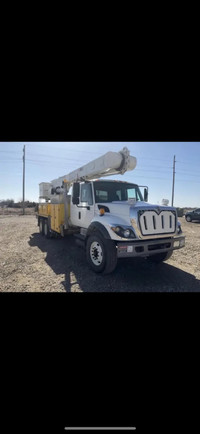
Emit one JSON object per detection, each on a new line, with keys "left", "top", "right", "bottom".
{"left": 0, "top": 215, "right": 200, "bottom": 292}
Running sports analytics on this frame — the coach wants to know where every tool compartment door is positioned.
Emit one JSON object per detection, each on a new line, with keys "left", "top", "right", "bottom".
{"left": 51, "top": 204, "right": 65, "bottom": 233}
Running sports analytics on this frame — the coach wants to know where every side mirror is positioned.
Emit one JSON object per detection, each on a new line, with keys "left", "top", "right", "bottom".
{"left": 72, "top": 183, "right": 80, "bottom": 205}
{"left": 144, "top": 188, "right": 148, "bottom": 202}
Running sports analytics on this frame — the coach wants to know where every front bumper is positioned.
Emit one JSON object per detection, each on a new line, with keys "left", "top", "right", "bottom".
{"left": 116, "top": 235, "right": 185, "bottom": 258}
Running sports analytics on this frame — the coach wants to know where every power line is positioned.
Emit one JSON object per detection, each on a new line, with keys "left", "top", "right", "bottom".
{"left": 27, "top": 160, "right": 173, "bottom": 172}
{"left": 1, "top": 148, "right": 198, "bottom": 169}
{"left": 26, "top": 156, "right": 91, "bottom": 164}
{"left": 130, "top": 174, "right": 170, "bottom": 180}
{"left": 24, "top": 162, "right": 200, "bottom": 177}
{"left": 176, "top": 179, "right": 200, "bottom": 184}
{"left": 0, "top": 148, "right": 178, "bottom": 163}
{"left": 176, "top": 171, "right": 200, "bottom": 177}
{"left": 139, "top": 157, "right": 172, "bottom": 162}
{"left": 25, "top": 161, "right": 85, "bottom": 170}
{"left": 0, "top": 156, "right": 174, "bottom": 171}
{"left": 136, "top": 164, "right": 172, "bottom": 169}
{"left": 0, "top": 172, "right": 22, "bottom": 176}
{"left": 24, "top": 143, "right": 103, "bottom": 155}
{"left": 135, "top": 168, "right": 172, "bottom": 174}
{"left": 0, "top": 158, "right": 21, "bottom": 161}
{"left": 1, "top": 157, "right": 200, "bottom": 183}
{"left": 24, "top": 161, "right": 174, "bottom": 181}
{"left": 177, "top": 159, "right": 200, "bottom": 164}
{"left": 2, "top": 153, "right": 200, "bottom": 186}
{"left": 25, "top": 159, "right": 172, "bottom": 172}
{"left": 0, "top": 150, "right": 20, "bottom": 154}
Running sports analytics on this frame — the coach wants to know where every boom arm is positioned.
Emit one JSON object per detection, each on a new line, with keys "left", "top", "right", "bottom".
{"left": 51, "top": 147, "right": 137, "bottom": 190}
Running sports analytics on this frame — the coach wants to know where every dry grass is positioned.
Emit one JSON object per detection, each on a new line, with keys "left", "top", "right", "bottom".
{"left": 0, "top": 215, "right": 200, "bottom": 292}
{"left": 0, "top": 207, "right": 36, "bottom": 216}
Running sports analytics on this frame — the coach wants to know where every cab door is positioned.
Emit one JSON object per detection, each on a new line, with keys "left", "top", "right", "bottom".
{"left": 78, "top": 183, "right": 94, "bottom": 228}
{"left": 70, "top": 182, "right": 94, "bottom": 228}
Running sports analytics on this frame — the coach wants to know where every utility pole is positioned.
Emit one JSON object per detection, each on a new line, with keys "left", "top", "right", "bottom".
{"left": 171, "top": 155, "right": 176, "bottom": 206}
{"left": 22, "top": 145, "right": 25, "bottom": 215}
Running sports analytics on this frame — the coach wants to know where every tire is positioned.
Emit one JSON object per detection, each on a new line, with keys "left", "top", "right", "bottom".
{"left": 147, "top": 251, "right": 173, "bottom": 263}
{"left": 44, "top": 219, "right": 51, "bottom": 238}
{"left": 39, "top": 219, "right": 44, "bottom": 235}
{"left": 86, "top": 233, "right": 117, "bottom": 274}
{"left": 186, "top": 215, "right": 192, "bottom": 222}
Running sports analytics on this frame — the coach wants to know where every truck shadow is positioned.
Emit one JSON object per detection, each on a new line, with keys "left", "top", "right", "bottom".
{"left": 29, "top": 232, "right": 200, "bottom": 292}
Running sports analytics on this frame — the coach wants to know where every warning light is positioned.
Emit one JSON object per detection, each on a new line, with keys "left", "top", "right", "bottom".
{"left": 99, "top": 208, "right": 105, "bottom": 216}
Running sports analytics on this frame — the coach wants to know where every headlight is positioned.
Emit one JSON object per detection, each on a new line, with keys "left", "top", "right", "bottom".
{"left": 123, "top": 229, "right": 131, "bottom": 238}
{"left": 110, "top": 225, "right": 135, "bottom": 238}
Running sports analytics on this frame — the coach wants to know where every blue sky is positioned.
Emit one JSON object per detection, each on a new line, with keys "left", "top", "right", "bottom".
{"left": 0, "top": 142, "right": 200, "bottom": 207}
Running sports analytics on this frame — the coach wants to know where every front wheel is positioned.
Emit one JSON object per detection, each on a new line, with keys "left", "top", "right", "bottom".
{"left": 186, "top": 215, "right": 192, "bottom": 222}
{"left": 147, "top": 251, "right": 173, "bottom": 263}
{"left": 86, "top": 234, "right": 117, "bottom": 274}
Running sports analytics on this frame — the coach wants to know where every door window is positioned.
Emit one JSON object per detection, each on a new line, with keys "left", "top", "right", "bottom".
{"left": 80, "top": 183, "right": 93, "bottom": 205}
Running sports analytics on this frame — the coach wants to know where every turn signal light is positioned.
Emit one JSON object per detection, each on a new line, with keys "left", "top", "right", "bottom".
{"left": 99, "top": 208, "right": 105, "bottom": 216}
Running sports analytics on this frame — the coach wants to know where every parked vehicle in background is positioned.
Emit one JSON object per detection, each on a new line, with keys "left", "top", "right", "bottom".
{"left": 185, "top": 209, "right": 200, "bottom": 222}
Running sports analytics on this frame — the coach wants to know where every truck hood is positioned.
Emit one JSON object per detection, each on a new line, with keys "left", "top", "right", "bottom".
{"left": 94, "top": 201, "right": 177, "bottom": 239}
{"left": 95, "top": 201, "right": 176, "bottom": 217}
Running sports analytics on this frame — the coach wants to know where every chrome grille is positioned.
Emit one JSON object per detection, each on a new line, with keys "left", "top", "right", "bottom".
{"left": 139, "top": 210, "right": 176, "bottom": 236}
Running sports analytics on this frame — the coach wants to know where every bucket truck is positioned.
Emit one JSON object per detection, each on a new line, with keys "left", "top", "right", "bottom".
{"left": 37, "top": 147, "right": 185, "bottom": 274}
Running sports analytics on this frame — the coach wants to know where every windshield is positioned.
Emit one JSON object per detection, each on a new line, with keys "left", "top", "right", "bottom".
{"left": 93, "top": 181, "right": 143, "bottom": 203}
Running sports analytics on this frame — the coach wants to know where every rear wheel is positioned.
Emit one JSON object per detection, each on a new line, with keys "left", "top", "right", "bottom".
{"left": 186, "top": 215, "right": 192, "bottom": 222}
{"left": 86, "top": 233, "right": 117, "bottom": 274}
{"left": 44, "top": 219, "right": 51, "bottom": 238}
{"left": 39, "top": 219, "right": 44, "bottom": 235}
{"left": 147, "top": 251, "right": 173, "bottom": 263}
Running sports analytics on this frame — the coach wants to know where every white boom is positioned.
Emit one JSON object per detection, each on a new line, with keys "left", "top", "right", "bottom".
{"left": 51, "top": 147, "right": 137, "bottom": 189}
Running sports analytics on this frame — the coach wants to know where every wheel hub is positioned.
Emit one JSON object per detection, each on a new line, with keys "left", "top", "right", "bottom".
{"left": 90, "top": 241, "right": 103, "bottom": 266}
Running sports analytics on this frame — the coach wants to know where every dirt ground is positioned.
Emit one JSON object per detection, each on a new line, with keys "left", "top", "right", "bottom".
{"left": 0, "top": 214, "right": 200, "bottom": 292}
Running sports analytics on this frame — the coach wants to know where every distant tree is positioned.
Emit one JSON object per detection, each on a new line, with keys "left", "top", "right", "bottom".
{"left": 0, "top": 198, "right": 14, "bottom": 207}
{"left": 25, "top": 201, "right": 37, "bottom": 208}
{"left": 14, "top": 202, "right": 22, "bottom": 208}
{"left": 0, "top": 199, "right": 37, "bottom": 208}
{"left": 0, "top": 199, "right": 38, "bottom": 209}
{"left": 7, "top": 199, "right": 14, "bottom": 207}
